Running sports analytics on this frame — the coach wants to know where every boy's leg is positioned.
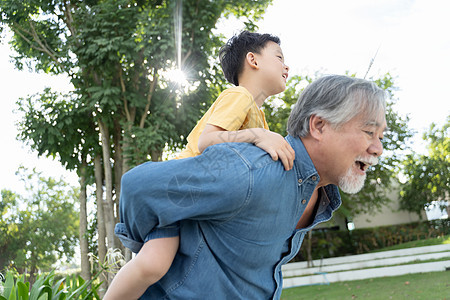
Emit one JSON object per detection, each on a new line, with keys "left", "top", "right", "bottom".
{"left": 104, "top": 236, "right": 180, "bottom": 300}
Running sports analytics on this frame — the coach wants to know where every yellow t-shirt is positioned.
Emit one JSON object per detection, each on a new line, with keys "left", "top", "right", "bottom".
{"left": 177, "top": 86, "right": 269, "bottom": 159}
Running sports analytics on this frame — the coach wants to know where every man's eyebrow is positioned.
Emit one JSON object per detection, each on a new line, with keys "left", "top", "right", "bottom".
{"left": 365, "top": 120, "right": 388, "bottom": 132}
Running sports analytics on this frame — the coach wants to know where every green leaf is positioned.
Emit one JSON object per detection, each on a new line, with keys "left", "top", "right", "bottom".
{"left": 50, "top": 278, "right": 65, "bottom": 300}
{"left": 8, "top": 285, "right": 15, "bottom": 300}
{"left": 16, "top": 282, "right": 28, "bottom": 300}
{"left": 3, "top": 273, "right": 14, "bottom": 300}
{"left": 29, "top": 272, "right": 52, "bottom": 300}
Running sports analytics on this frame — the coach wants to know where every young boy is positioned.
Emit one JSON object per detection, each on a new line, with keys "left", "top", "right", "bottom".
{"left": 104, "top": 31, "right": 294, "bottom": 299}
{"left": 176, "top": 31, "right": 294, "bottom": 170}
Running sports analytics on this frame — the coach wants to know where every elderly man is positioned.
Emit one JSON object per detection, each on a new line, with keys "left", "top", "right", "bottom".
{"left": 107, "top": 75, "right": 387, "bottom": 299}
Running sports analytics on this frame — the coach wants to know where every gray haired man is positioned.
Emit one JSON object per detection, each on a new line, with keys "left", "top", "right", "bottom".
{"left": 107, "top": 75, "right": 387, "bottom": 299}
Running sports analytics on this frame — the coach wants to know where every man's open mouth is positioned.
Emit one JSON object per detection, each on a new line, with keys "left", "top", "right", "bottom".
{"left": 354, "top": 155, "right": 378, "bottom": 173}
{"left": 356, "top": 160, "right": 370, "bottom": 172}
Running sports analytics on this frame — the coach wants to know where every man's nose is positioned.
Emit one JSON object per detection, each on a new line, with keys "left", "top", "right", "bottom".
{"left": 369, "top": 137, "right": 384, "bottom": 157}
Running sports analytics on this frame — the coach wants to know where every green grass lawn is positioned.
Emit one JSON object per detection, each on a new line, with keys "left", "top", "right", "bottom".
{"left": 281, "top": 271, "right": 450, "bottom": 300}
{"left": 281, "top": 236, "right": 450, "bottom": 299}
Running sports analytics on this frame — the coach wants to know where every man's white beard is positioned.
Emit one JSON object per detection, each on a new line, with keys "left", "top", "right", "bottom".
{"left": 338, "top": 156, "right": 378, "bottom": 194}
{"left": 338, "top": 167, "right": 366, "bottom": 194}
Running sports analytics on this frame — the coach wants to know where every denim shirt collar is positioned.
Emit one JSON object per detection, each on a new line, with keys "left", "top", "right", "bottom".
{"left": 286, "top": 134, "right": 341, "bottom": 211}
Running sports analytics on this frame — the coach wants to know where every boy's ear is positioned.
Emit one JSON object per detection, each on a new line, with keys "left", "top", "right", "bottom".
{"left": 309, "top": 114, "right": 327, "bottom": 140}
{"left": 245, "top": 52, "right": 259, "bottom": 70}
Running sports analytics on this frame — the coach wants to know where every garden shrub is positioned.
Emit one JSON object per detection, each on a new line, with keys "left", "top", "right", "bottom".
{"left": 291, "top": 219, "right": 449, "bottom": 262}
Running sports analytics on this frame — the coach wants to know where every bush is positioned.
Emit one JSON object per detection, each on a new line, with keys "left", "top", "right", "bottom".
{"left": 291, "top": 219, "right": 450, "bottom": 262}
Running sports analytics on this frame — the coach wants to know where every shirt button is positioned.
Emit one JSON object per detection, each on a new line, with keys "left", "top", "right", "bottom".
{"left": 298, "top": 179, "right": 303, "bottom": 184}
{"left": 311, "top": 176, "right": 317, "bottom": 181}
{"left": 301, "top": 199, "right": 307, "bottom": 204}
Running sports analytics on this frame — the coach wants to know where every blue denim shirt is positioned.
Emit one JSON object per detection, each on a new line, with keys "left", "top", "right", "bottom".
{"left": 115, "top": 135, "right": 341, "bottom": 299}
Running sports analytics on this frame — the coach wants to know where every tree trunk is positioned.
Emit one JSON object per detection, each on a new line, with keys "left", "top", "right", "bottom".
{"left": 98, "top": 119, "right": 116, "bottom": 286}
{"left": 306, "top": 230, "right": 314, "bottom": 268}
{"left": 113, "top": 120, "right": 124, "bottom": 251}
{"left": 28, "top": 264, "right": 38, "bottom": 286}
{"left": 150, "top": 149, "right": 163, "bottom": 162}
{"left": 94, "top": 154, "right": 107, "bottom": 297}
{"left": 119, "top": 122, "right": 133, "bottom": 262}
{"left": 122, "top": 122, "right": 132, "bottom": 174}
{"left": 113, "top": 119, "right": 123, "bottom": 204}
{"left": 98, "top": 119, "right": 116, "bottom": 250}
{"left": 79, "top": 158, "right": 91, "bottom": 281}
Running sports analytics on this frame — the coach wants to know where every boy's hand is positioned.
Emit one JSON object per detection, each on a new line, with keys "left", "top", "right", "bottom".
{"left": 253, "top": 129, "right": 295, "bottom": 171}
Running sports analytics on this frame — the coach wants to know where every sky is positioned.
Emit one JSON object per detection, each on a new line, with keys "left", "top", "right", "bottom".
{"left": 1, "top": 0, "right": 449, "bottom": 195}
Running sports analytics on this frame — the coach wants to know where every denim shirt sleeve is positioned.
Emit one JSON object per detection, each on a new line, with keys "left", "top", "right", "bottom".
{"left": 115, "top": 144, "right": 252, "bottom": 253}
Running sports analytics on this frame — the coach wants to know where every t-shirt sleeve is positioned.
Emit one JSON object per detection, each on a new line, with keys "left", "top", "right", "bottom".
{"left": 207, "top": 90, "right": 254, "bottom": 131}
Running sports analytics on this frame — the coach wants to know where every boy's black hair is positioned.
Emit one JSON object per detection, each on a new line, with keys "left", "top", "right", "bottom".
{"left": 219, "top": 31, "right": 280, "bottom": 86}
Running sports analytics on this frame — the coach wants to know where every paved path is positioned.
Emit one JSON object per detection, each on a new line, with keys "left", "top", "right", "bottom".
{"left": 282, "top": 244, "right": 450, "bottom": 288}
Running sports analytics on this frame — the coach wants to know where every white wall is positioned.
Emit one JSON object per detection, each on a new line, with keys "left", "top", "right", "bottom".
{"left": 352, "top": 185, "right": 427, "bottom": 229}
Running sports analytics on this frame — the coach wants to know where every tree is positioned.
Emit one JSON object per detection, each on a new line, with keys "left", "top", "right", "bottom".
{"left": 0, "top": 189, "right": 19, "bottom": 271}
{"left": 264, "top": 73, "right": 414, "bottom": 217}
{"left": 399, "top": 117, "right": 450, "bottom": 217}
{"left": 16, "top": 89, "right": 99, "bottom": 282}
{"left": 0, "top": 167, "right": 79, "bottom": 284}
{"left": 1, "top": 0, "right": 273, "bottom": 288}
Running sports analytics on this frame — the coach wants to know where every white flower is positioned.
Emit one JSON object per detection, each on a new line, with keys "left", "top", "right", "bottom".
{"left": 104, "top": 248, "right": 126, "bottom": 273}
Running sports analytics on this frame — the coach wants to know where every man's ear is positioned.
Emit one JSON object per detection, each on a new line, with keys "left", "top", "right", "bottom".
{"left": 309, "top": 115, "right": 327, "bottom": 140}
{"left": 245, "top": 52, "right": 259, "bottom": 70}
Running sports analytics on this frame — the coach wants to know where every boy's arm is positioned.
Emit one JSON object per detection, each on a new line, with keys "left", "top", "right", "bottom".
{"left": 198, "top": 124, "right": 295, "bottom": 170}
{"left": 103, "top": 236, "right": 179, "bottom": 300}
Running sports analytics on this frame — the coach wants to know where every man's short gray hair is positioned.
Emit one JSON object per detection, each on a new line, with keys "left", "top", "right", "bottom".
{"left": 287, "top": 75, "right": 386, "bottom": 137}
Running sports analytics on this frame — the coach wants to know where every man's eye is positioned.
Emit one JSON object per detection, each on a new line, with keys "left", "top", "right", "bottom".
{"left": 364, "top": 131, "right": 374, "bottom": 137}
